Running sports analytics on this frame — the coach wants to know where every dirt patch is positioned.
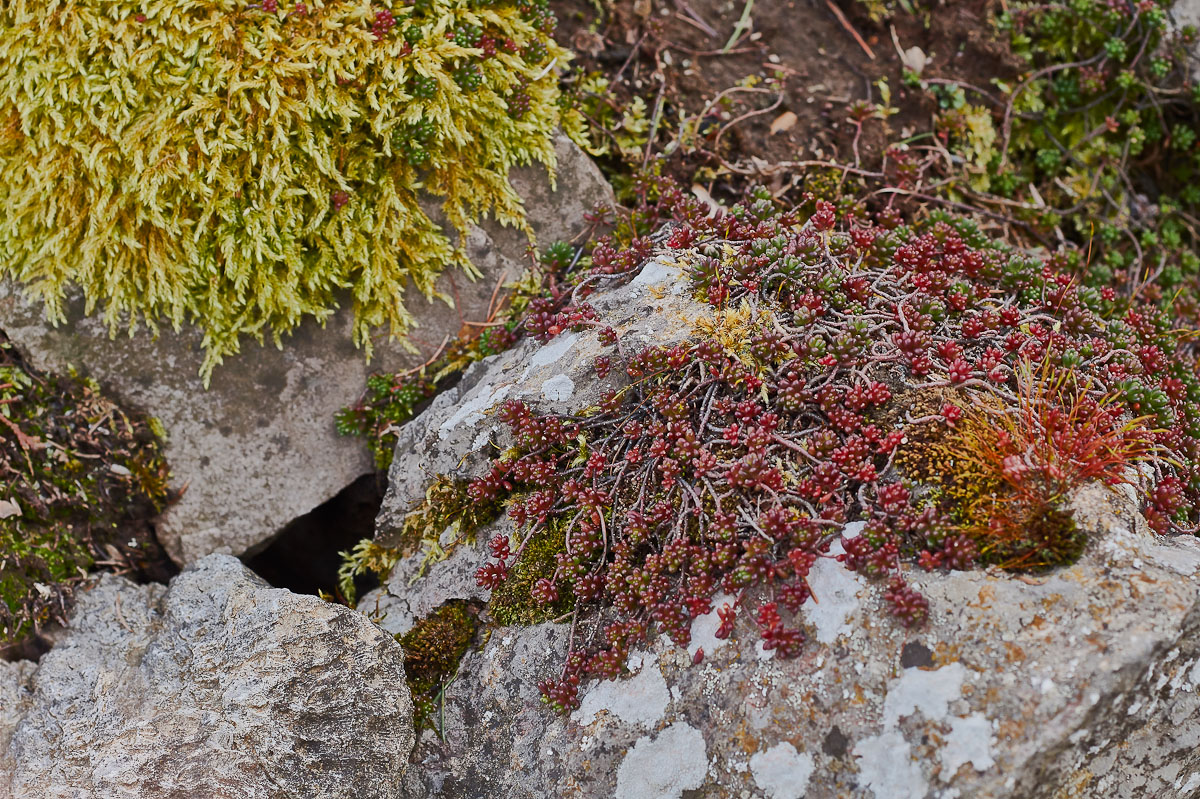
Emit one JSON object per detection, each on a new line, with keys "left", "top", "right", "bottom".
{"left": 0, "top": 331, "right": 176, "bottom": 659}
{"left": 552, "top": 0, "right": 1024, "bottom": 198}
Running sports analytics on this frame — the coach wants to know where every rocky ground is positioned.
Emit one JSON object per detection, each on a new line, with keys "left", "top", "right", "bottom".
{"left": 3, "top": 249, "right": 1199, "bottom": 798}
{"left": 363, "top": 254, "right": 1200, "bottom": 798}
{"left": 4, "top": 0, "right": 1200, "bottom": 797}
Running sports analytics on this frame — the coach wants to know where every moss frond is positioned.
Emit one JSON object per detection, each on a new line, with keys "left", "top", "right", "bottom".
{"left": 0, "top": 0, "right": 568, "bottom": 382}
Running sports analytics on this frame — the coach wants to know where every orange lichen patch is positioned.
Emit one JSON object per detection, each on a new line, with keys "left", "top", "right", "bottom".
{"left": 732, "top": 721, "right": 763, "bottom": 756}
{"left": 933, "top": 641, "right": 966, "bottom": 665}
{"left": 995, "top": 717, "right": 1027, "bottom": 743}
{"left": 973, "top": 584, "right": 998, "bottom": 610}
{"left": 1003, "top": 641, "right": 1027, "bottom": 663}
{"left": 1040, "top": 594, "right": 1068, "bottom": 612}
{"left": 1056, "top": 769, "right": 1096, "bottom": 798}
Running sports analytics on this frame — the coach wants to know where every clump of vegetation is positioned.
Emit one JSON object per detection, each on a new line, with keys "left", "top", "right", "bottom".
{"left": 561, "top": 70, "right": 653, "bottom": 168}
{"left": 0, "top": 0, "right": 566, "bottom": 381}
{"left": 336, "top": 539, "right": 402, "bottom": 606}
{"left": 335, "top": 324, "right": 520, "bottom": 470}
{"left": 892, "top": 0, "right": 1200, "bottom": 308}
{"left": 857, "top": 0, "right": 927, "bottom": 23}
{"left": 0, "top": 335, "right": 170, "bottom": 646}
{"left": 487, "top": 520, "right": 575, "bottom": 625}
{"left": 456, "top": 186, "right": 1195, "bottom": 713}
{"left": 398, "top": 600, "right": 480, "bottom": 731}
{"left": 338, "top": 475, "right": 503, "bottom": 603}
{"left": 898, "top": 360, "right": 1155, "bottom": 569}
{"left": 336, "top": 373, "right": 443, "bottom": 471}
{"left": 325, "top": 0, "right": 1200, "bottom": 719}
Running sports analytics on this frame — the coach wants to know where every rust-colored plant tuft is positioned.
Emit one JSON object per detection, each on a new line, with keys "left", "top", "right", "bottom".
{"left": 947, "top": 358, "right": 1155, "bottom": 568}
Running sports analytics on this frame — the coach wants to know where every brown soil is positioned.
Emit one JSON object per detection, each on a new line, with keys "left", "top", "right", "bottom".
{"left": 552, "top": 0, "right": 1025, "bottom": 200}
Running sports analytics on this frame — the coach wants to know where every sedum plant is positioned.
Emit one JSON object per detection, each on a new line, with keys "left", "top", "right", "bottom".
{"left": 0, "top": 0, "right": 566, "bottom": 380}
{"left": 465, "top": 187, "right": 1191, "bottom": 712}
{"left": 339, "top": 183, "right": 1199, "bottom": 714}
{"left": 994, "top": 0, "right": 1200, "bottom": 300}
{"left": 888, "top": 0, "right": 1200, "bottom": 310}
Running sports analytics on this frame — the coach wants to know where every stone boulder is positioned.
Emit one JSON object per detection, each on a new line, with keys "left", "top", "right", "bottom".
{"left": 0, "top": 133, "right": 613, "bottom": 565}
{"left": 1172, "top": 2, "right": 1200, "bottom": 80}
{"left": 371, "top": 253, "right": 703, "bottom": 556}
{"left": 387, "top": 484, "right": 1200, "bottom": 799}
{"left": 361, "top": 256, "right": 1200, "bottom": 798}
{"left": 364, "top": 253, "right": 705, "bottom": 635}
{"left": 0, "top": 554, "right": 415, "bottom": 799}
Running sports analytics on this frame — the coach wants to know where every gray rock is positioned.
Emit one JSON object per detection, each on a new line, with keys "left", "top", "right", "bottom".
{"left": 392, "top": 483, "right": 1200, "bottom": 799}
{"left": 371, "top": 252, "right": 706, "bottom": 550}
{"left": 0, "top": 554, "right": 415, "bottom": 799}
{"left": 365, "top": 256, "right": 1200, "bottom": 798}
{"left": 1172, "top": 2, "right": 1200, "bottom": 80}
{"left": 0, "top": 133, "right": 613, "bottom": 565}
{"left": 361, "top": 252, "right": 709, "bottom": 632}
{"left": 363, "top": 517, "right": 510, "bottom": 638}
{"left": 0, "top": 661, "right": 34, "bottom": 758}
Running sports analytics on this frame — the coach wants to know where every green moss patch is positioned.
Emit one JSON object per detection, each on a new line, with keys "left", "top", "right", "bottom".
{"left": 488, "top": 520, "right": 575, "bottom": 627}
{"left": 400, "top": 600, "right": 480, "bottom": 730}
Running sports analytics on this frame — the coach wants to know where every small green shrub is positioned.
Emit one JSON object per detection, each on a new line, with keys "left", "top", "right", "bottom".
{"left": 0, "top": 0, "right": 567, "bottom": 380}
{"left": 995, "top": 0, "right": 1198, "bottom": 269}
{"left": 910, "top": 0, "right": 1200, "bottom": 306}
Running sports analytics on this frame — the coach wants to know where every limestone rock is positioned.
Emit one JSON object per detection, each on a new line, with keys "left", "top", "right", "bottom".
{"left": 361, "top": 252, "right": 707, "bottom": 633}
{"left": 0, "top": 133, "right": 613, "bottom": 565}
{"left": 1172, "top": 2, "right": 1200, "bottom": 80}
{"left": 364, "top": 257, "right": 1200, "bottom": 798}
{"left": 389, "top": 482, "right": 1200, "bottom": 799}
{"left": 371, "top": 253, "right": 706, "bottom": 552}
{"left": 0, "top": 554, "right": 415, "bottom": 799}
{"left": 0, "top": 661, "right": 34, "bottom": 758}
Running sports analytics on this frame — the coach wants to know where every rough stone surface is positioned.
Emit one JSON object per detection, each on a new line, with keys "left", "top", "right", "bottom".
{"left": 614, "top": 722, "right": 709, "bottom": 799}
{"left": 0, "top": 661, "right": 34, "bottom": 758}
{"left": 1172, "top": 2, "right": 1200, "bottom": 80}
{"left": 0, "top": 133, "right": 613, "bottom": 564}
{"left": 364, "top": 517, "right": 512, "bottom": 638}
{"left": 391, "top": 483, "right": 1200, "bottom": 799}
{"left": 371, "top": 251, "right": 706, "bottom": 553}
{"left": 366, "top": 257, "right": 1200, "bottom": 798}
{"left": 0, "top": 554, "right": 415, "bottom": 799}
{"left": 751, "top": 742, "right": 816, "bottom": 799}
